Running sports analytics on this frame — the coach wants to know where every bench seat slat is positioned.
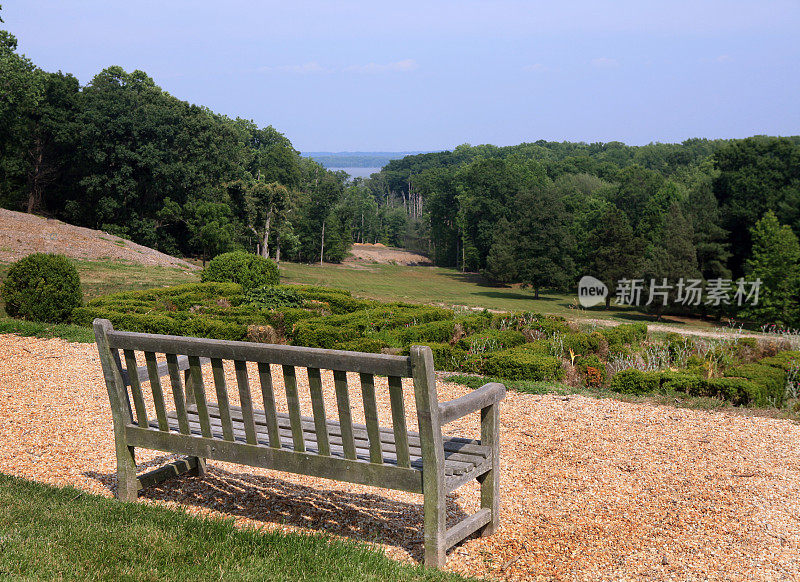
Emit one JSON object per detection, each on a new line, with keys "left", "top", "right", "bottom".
{"left": 152, "top": 413, "right": 487, "bottom": 477}
{"left": 155, "top": 406, "right": 491, "bottom": 477}
{"left": 201, "top": 407, "right": 486, "bottom": 469}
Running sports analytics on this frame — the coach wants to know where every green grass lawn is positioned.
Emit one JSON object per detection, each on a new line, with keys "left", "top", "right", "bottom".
{"left": 278, "top": 262, "right": 717, "bottom": 331}
{"left": 0, "top": 473, "right": 473, "bottom": 582}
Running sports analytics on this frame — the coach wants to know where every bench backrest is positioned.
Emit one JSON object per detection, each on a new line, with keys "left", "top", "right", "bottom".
{"left": 93, "top": 319, "right": 443, "bottom": 473}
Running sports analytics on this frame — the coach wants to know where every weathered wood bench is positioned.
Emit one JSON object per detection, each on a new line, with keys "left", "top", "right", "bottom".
{"left": 93, "top": 318, "right": 505, "bottom": 566}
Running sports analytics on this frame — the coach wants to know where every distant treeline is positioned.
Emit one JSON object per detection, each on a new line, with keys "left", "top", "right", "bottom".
{"left": 366, "top": 138, "right": 800, "bottom": 325}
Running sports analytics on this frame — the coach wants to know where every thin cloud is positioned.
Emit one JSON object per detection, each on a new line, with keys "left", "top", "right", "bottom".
{"left": 715, "top": 54, "right": 732, "bottom": 63}
{"left": 259, "top": 62, "right": 330, "bottom": 74}
{"left": 344, "top": 59, "right": 419, "bottom": 73}
{"left": 523, "top": 63, "right": 549, "bottom": 72}
{"left": 591, "top": 57, "right": 620, "bottom": 69}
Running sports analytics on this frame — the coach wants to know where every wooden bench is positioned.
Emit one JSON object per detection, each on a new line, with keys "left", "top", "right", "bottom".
{"left": 93, "top": 318, "right": 505, "bottom": 566}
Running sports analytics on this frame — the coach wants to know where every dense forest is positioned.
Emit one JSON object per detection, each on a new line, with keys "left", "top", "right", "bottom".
{"left": 2, "top": 15, "right": 799, "bottom": 326}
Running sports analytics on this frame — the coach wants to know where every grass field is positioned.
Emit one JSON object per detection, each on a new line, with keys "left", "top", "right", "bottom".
{"left": 0, "top": 473, "right": 471, "bottom": 582}
{"left": 278, "top": 261, "right": 717, "bottom": 331}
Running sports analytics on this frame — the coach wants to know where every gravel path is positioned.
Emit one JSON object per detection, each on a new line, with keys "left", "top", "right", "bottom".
{"left": 0, "top": 208, "right": 197, "bottom": 269}
{"left": 1, "top": 333, "right": 799, "bottom": 581}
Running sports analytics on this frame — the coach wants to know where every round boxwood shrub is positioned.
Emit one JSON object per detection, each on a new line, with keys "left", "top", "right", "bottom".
{"left": 201, "top": 251, "right": 279, "bottom": 290}
{"left": 1, "top": 253, "right": 82, "bottom": 323}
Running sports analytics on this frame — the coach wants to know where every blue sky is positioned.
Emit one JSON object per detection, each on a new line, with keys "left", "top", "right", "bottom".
{"left": 4, "top": 1, "right": 799, "bottom": 151}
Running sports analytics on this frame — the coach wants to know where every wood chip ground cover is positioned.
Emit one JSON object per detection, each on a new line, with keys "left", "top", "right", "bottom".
{"left": 1, "top": 333, "right": 798, "bottom": 581}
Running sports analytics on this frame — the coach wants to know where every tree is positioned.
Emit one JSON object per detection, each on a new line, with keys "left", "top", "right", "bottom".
{"left": 486, "top": 186, "right": 574, "bottom": 298}
{"left": 186, "top": 201, "right": 235, "bottom": 266}
{"left": 743, "top": 211, "right": 800, "bottom": 326}
{"left": 0, "top": 22, "right": 44, "bottom": 209}
{"left": 583, "top": 207, "right": 645, "bottom": 308}
{"left": 684, "top": 174, "right": 730, "bottom": 280}
{"left": 484, "top": 217, "right": 518, "bottom": 283}
{"left": 643, "top": 202, "right": 700, "bottom": 319}
{"left": 714, "top": 136, "right": 800, "bottom": 275}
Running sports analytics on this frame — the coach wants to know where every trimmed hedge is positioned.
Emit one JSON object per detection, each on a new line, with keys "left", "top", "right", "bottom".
{"left": 481, "top": 349, "right": 564, "bottom": 381}
{"left": 1, "top": 253, "right": 83, "bottom": 323}
{"left": 723, "top": 363, "right": 786, "bottom": 406}
{"left": 609, "top": 369, "right": 660, "bottom": 395}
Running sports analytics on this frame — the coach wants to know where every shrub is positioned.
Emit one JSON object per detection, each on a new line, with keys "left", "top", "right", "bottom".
{"left": 575, "top": 354, "right": 607, "bottom": 385}
{"left": 724, "top": 363, "right": 786, "bottom": 406}
{"left": 562, "top": 332, "right": 604, "bottom": 356}
{"left": 291, "top": 321, "right": 361, "bottom": 349}
{"left": 458, "top": 329, "right": 527, "bottom": 353}
{"left": 339, "top": 338, "right": 386, "bottom": 353}
{"left": 600, "top": 323, "right": 648, "bottom": 347}
{"left": 609, "top": 369, "right": 659, "bottom": 395}
{"left": 1, "top": 253, "right": 82, "bottom": 323}
{"left": 480, "top": 349, "right": 564, "bottom": 381}
{"left": 242, "top": 286, "right": 305, "bottom": 309}
{"left": 404, "top": 342, "right": 468, "bottom": 370}
{"left": 657, "top": 371, "right": 707, "bottom": 396}
{"left": 758, "top": 351, "right": 800, "bottom": 371}
{"left": 705, "top": 378, "right": 761, "bottom": 405}
{"left": 396, "top": 320, "right": 456, "bottom": 344}
{"left": 201, "top": 251, "right": 278, "bottom": 290}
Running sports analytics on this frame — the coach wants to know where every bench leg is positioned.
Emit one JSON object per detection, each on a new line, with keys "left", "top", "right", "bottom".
{"left": 479, "top": 403, "right": 500, "bottom": 536}
{"left": 190, "top": 457, "right": 207, "bottom": 477}
{"left": 115, "top": 444, "right": 139, "bottom": 502}
{"left": 423, "top": 491, "right": 446, "bottom": 567}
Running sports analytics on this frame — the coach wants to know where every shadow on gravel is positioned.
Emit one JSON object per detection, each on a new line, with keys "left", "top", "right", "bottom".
{"left": 84, "top": 465, "right": 472, "bottom": 562}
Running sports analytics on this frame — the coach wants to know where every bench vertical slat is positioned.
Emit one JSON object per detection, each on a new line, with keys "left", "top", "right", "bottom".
{"left": 144, "top": 352, "right": 169, "bottom": 431}
{"left": 359, "top": 373, "right": 383, "bottom": 464}
{"left": 210, "top": 358, "right": 235, "bottom": 441}
{"left": 388, "top": 375, "right": 411, "bottom": 468}
{"left": 111, "top": 349, "right": 134, "bottom": 423}
{"left": 165, "top": 354, "right": 190, "bottom": 434}
{"left": 307, "top": 367, "right": 330, "bottom": 456}
{"left": 234, "top": 360, "right": 258, "bottom": 445}
{"left": 333, "top": 370, "right": 357, "bottom": 460}
{"left": 282, "top": 365, "right": 306, "bottom": 452}
{"left": 188, "top": 356, "right": 213, "bottom": 438}
{"left": 257, "top": 362, "right": 281, "bottom": 448}
{"left": 123, "top": 350, "right": 149, "bottom": 428}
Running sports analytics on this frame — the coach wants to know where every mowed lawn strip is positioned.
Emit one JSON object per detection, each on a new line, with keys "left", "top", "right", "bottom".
{"left": 0, "top": 473, "right": 475, "bottom": 582}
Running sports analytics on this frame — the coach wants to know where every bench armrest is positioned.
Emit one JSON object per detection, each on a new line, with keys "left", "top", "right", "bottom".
{"left": 438, "top": 382, "right": 506, "bottom": 425}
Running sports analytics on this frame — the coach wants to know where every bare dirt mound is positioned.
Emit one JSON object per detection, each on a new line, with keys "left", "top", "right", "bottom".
{"left": 0, "top": 208, "right": 197, "bottom": 269}
{"left": 347, "top": 242, "right": 432, "bottom": 266}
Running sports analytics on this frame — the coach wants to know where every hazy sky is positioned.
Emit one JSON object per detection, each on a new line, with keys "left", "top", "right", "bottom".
{"left": 4, "top": 1, "right": 799, "bottom": 152}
